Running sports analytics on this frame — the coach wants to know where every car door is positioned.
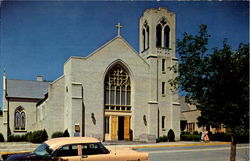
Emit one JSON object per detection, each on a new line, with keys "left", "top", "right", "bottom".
{"left": 53, "top": 144, "right": 81, "bottom": 161}
{"left": 80, "top": 143, "right": 110, "bottom": 161}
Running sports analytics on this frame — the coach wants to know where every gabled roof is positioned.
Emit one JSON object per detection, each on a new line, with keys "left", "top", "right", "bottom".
{"left": 65, "top": 36, "right": 149, "bottom": 66}
{"left": 6, "top": 79, "right": 49, "bottom": 99}
{"left": 179, "top": 96, "right": 197, "bottom": 112}
{"left": 179, "top": 96, "right": 190, "bottom": 112}
{"left": 86, "top": 36, "right": 139, "bottom": 58}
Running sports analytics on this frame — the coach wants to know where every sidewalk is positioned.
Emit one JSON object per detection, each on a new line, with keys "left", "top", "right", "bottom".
{"left": 104, "top": 141, "right": 230, "bottom": 149}
{"left": 0, "top": 141, "right": 230, "bottom": 154}
{"left": 0, "top": 142, "right": 39, "bottom": 154}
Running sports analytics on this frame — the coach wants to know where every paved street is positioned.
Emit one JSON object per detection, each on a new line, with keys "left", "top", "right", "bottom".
{"left": 136, "top": 144, "right": 249, "bottom": 161}
{"left": 0, "top": 141, "right": 248, "bottom": 161}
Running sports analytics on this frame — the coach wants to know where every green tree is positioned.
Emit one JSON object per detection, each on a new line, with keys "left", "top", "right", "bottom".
{"left": 170, "top": 24, "right": 249, "bottom": 161}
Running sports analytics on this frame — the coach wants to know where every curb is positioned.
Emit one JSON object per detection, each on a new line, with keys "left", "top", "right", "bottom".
{"left": 124, "top": 142, "right": 231, "bottom": 149}
{"left": 0, "top": 151, "right": 31, "bottom": 155}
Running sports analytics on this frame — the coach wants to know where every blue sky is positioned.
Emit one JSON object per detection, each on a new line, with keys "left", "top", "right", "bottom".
{"left": 0, "top": 1, "right": 249, "bottom": 108}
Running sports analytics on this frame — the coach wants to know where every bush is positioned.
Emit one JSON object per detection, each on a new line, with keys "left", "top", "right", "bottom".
{"left": 25, "top": 132, "right": 33, "bottom": 142}
{"left": 180, "top": 133, "right": 200, "bottom": 141}
{"left": 156, "top": 135, "right": 168, "bottom": 143}
{"left": 209, "top": 132, "right": 230, "bottom": 142}
{"left": 63, "top": 129, "right": 70, "bottom": 137}
{"left": 237, "top": 133, "right": 249, "bottom": 143}
{"left": 167, "top": 129, "right": 175, "bottom": 142}
{"left": 209, "top": 132, "right": 249, "bottom": 143}
{"left": 32, "top": 131, "right": 41, "bottom": 143}
{"left": 193, "top": 131, "right": 199, "bottom": 135}
{"left": 51, "top": 131, "right": 64, "bottom": 138}
{"left": 7, "top": 134, "right": 23, "bottom": 142}
{"left": 42, "top": 130, "right": 48, "bottom": 142}
{"left": 27, "top": 130, "right": 47, "bottom": 143}
{"left": 7, "top": 130, "right": 47, "bottom": 143}
{"left": 7, "top": 135, "right": 14, "bottom": 142}
{"left": 0, "top": 133, "right": 4, "bottom": 142}
{"left": 31, "top": 130, "right": 48, "bottom": 143}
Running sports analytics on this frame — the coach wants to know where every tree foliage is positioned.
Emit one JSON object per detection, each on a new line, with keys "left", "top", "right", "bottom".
{"left": 169, "top": 24, "right": 249, "bottom": 161}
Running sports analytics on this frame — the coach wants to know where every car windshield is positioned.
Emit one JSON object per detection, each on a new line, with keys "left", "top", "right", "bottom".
{"left": 97, "top": 142, "right": 110, "bottom": 154}
{"left": 33, "top": 143, "right": 53, "bottom": 158}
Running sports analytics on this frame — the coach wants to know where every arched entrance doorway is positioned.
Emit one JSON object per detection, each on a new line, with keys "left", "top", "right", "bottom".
{"left": 104, "top": 64, "right": 132, "bottom": 140}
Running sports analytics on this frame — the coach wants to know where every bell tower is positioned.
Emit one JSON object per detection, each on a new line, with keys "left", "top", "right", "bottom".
{"left": 139, "top": 7, "right": 180, "bottom": 141}
{"left": 139, "top": 7, "right": 176, "bottom": 57}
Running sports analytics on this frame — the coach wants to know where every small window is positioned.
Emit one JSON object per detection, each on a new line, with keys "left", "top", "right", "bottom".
{"left": 162, "top": 59, "right": 166, "bottom": 72}
{"left": 187, "top": 123, "right": 195, "bottom": 132}
{"left": 162, "top": 82, "right": 165, "bottom": 95}
{"left": 56, "top": 144, "right": 78, "bottom": 157}
{"left": 162, "top": 116, "right": 166, "bottom": 129}
{"left": 143, "top": 29, "right": 146, "bottom": 50}
{"left": 156, "top": 24, "right": 162, "bottom": 47}
{"left": 146, "top": 26, "right": 150, "bottom": 49}
{"left": 164, "top": 25, "right": 170, "bottom": 48}
{"left": 15, "top": 106, "right": 26, "bottom": 131}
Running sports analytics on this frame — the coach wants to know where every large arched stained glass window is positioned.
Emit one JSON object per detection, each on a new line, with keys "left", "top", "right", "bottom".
{"left": 14, "top": 106, "right": 26, "bottom": 131}
{"left": 104, "top": 64, "right": 131, "bottom": 111}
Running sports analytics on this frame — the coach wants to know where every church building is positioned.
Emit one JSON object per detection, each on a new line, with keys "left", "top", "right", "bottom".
{"left": 0, "top": 7, "right": 180, "bottom": 142}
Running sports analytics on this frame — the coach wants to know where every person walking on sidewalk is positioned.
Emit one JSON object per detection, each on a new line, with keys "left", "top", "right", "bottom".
{"left": 200, "top": 130, "right": 205, "bottom": 142}
{"left": 204, "top": 130, "right": 209, "bottom": 143}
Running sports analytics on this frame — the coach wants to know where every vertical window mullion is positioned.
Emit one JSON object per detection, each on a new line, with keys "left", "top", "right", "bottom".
{"left": 125, "top": 85, "right": 127, "bottom": 106}
{"left": 119, "top": 86, "right": 122, "bottom": 105}
{"left": 108, "top": 77, "right": 111, "bottom": 107}
{"left": 114, "top": 87, "right": 116, "bottom": 106}
{"left": 161, "top": 25, "right": 165, "bottom": 47}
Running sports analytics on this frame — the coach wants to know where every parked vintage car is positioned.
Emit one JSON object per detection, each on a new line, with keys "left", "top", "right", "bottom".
{"left": 4, "top": 137, "right": 149, "bottom": 161}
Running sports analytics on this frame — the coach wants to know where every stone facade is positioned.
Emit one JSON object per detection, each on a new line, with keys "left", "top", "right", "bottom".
{"left": 0, "top": 7, "right": 180, "bottom": 142}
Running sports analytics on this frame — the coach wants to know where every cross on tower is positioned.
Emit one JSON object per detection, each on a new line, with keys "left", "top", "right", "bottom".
{"left": 116, "top": 22, "right": 123, "bottom": 36}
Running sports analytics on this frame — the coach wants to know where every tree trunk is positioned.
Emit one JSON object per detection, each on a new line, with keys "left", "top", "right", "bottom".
{"left": 230, "top": 135, "right": 237, "bottom": 161}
